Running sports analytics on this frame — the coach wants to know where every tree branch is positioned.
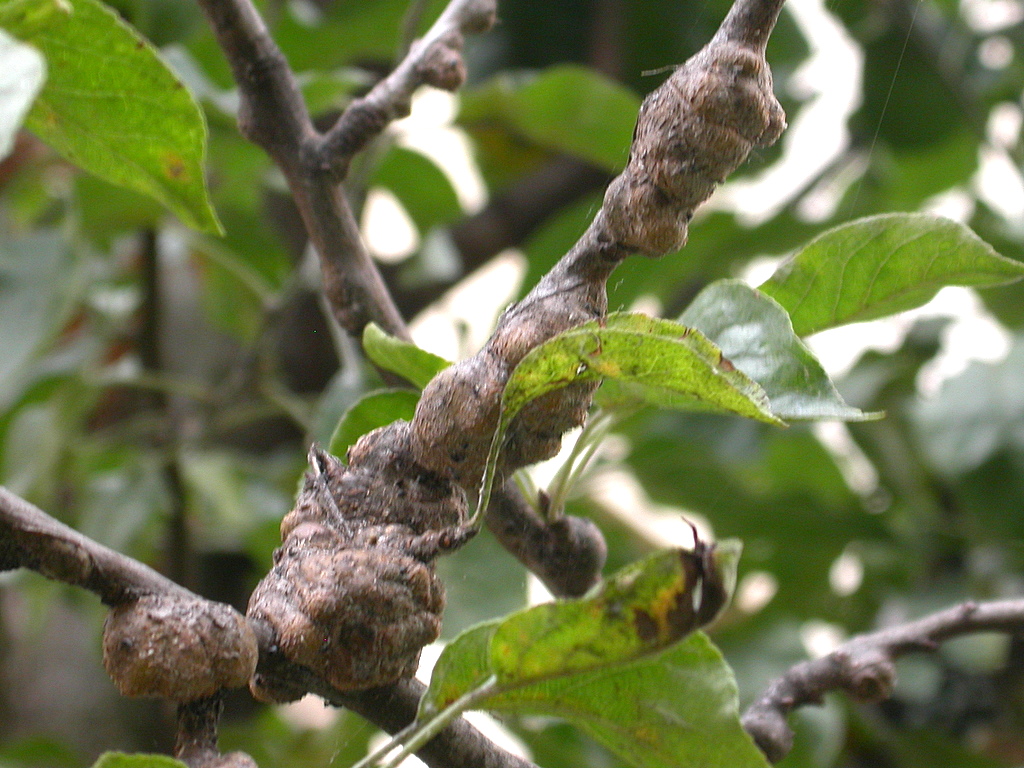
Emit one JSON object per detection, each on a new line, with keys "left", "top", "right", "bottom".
{"left": 176, "top": 694, "right": 258, "bottom": 768}
{"left": 0, "top": 487, "right": 539, "bottom": 768}
{"left": 194, "top": 0, "right": 411, "bottom": 339}
{"left": 486, "top": 481, "right": 607, "bottom": 598}
{"left": 245, "top": 0, "right": 788, "bottom": 734}
{"left": 0, "top": 486, "right": 190, "bottom": 605}
{"left": 194, "top": 0, "right": 498, "bottom": 339}
{"left": 247, "top": 617, "right": 537, "bottom": 768}
{"left": 182, "top": 1, "right": 788, "bottom": 766}
{"left": 713, "top": 0, "right": 786, "bottom": 51}
{"left": 319, "top": 0, "right": 497, "bottom": 170}
{"left": 194, "top": 0, "right": 311, "bottom": 171}
{"left": 195, "top": 0, "right": 609, "bottom": 598}
{"left": 742, "top": 599, "right": 1024, "bottom": 763}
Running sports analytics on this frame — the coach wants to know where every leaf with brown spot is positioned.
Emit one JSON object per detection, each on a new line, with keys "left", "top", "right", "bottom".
{"left": 418, "top": 541, "right": 767, "bottom": 768}
{"left": 0, "top": 0, "right": 221, "bottom": 233}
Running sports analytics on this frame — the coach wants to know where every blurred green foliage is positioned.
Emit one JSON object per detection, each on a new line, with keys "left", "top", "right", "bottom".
{"left": 3, "top": 0, "right": 1024, "bottom": 766}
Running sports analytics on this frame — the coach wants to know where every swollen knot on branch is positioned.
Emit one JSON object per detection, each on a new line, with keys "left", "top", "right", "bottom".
{"left": 102, "top": 594, "right": 257, "bottom": 702}
{"left": 246, "top": 0, "right": 787, "bottom": 699}
{"left": 414, "top": 0, "right": 497, "bottom": 91}
{"left": 247, "top": 436, "right": 472, "bottom": 699}
{"left": 603, "top": 36, "right": 785, "bottom": 255}
{"left": 416, "top": 31, "right": 468, "bottom": 92}
{"left": 841, "top": 649, "right": 897, "bottom": 702}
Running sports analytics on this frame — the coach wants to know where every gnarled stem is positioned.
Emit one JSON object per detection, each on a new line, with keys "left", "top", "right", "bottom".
{"left": 742, "top": 599, "right": 1024, "bottom": 763}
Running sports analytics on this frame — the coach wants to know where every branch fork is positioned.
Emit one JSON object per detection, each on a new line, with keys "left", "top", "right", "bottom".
{"left": 1, "top": 0, "right": 797, "bottom": 766}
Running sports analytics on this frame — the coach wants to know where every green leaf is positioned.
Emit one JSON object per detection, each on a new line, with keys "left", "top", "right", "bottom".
{"left": 459, "top": 65, "right": 639, "bottom": 172}
{"left": 77, "top": 448, "right": 168, "bottom": 553}
{"left": 487, "top": 541, "right": 742, "bottom": 685}
{"left": 90, "top": 752, "right": 188, "bottom": 768}
{"left": 503, "top": 313, "right": 781, "bottom": 425}
{"left": 423, "top": 619, "right": 499, "bottom": 713}
{"left": 362, "top": 323, "right": 450, "bottom": 390}
{"left": 299, "top": 67, "right": 375, "bottom": 116}
{"left": 472, "top": 312, "right": 781, "bottom": 521}
{"left": 1, "top": 400, "right": 62, "bottom": 498}
{"left": 0, "top": 734, "right": 80, "bottom": 768}
{"left": 328, "top": 388, "right": 421, "bottom": 459}
{"left": 0, "top": 26, "right": 44, "bottom": 160}
{"left": 495, "top": 637, "right": 769, "bottom": 768}
{"left": 760, "top": 214, "right": 1024, "bottom": 336}
{"left": 179, "top": 450, "right": 253, "bottom": 549}
{"left": 421, "top": 545, "right": 765, "bottom": 768}
{"left": 424, "top": 544, "right": 742, "bottom": 709}
{"left": 680, "top": 280, "right": 879, "bottom": 421}
{"left": 0, "top": 0, "right": 69, "bottom": 35}
{"left": 0, "top": 0, "right": 221, "bottom": 233}
{"left": 74, "top": 173, "right": 163, "bottom": 247}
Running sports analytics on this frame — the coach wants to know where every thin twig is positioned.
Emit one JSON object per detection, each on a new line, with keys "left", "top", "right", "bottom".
{"left": 742, "top": 598, "right": 1024, "bottom": 763}
{"left": 319, "top": 0, "right": 497, "bottom": 169}
{"left": 194, "top": 0, "right": 497, "bottom": 339}
{"left": 176, "top": 694, "right": 258, "bottom": 768}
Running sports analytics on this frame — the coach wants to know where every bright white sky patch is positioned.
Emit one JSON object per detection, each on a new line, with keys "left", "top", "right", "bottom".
{"left": 804, "top": 287, "right": 1011, "bottom": 393}
{"left": 829, "top": 548, "right": 864, "bottom": 596}
{"left": 735, "top": 571, "right": 778, "bottom": 614}
{"left": 362, "top": 187, "right": 420, "bottom": 263}
{"left": 801, "top": 620, "right": 846, "bottom": 658}
{"left": 960, "top": 0, "right": 1024, "bottom": 33}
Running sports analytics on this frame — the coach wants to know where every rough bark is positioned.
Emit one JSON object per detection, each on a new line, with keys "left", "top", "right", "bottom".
{"left": 1, "top": 0, "right": 794, "bottom": 765}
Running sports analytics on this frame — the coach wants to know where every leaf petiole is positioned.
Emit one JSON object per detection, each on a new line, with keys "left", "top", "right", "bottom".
{"left": 372, "top": 675, "right": 500, "bottom": 768}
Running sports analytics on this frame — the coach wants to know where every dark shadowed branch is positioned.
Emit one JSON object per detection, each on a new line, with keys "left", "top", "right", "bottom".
{"left": 486, "top": 481, "right": 608, "bottom": 598}
{"left": 742, "top": 598, "right": 1024, "bottom": 763}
